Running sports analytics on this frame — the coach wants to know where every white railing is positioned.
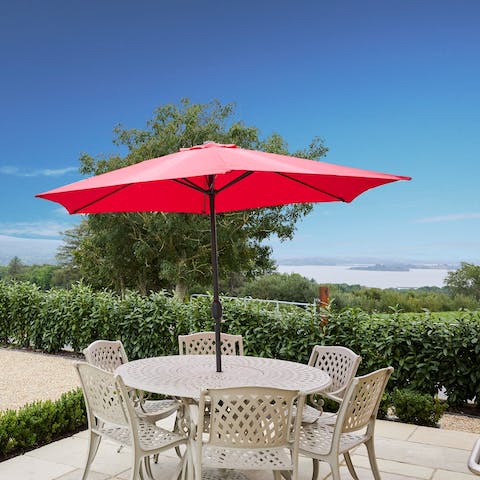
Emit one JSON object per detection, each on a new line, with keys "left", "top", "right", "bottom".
{"left": 190, "top": 294, "right": 318, "bottom": 314}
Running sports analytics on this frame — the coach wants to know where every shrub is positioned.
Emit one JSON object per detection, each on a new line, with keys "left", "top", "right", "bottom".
{"left": 377, "top": 392, "right": 391, "bottom": 420}
{"left": 0, "top": 389, "right": 86, "bottom": 458}
{"left": 391, "top": 389, "right": 447, "bottom": 427}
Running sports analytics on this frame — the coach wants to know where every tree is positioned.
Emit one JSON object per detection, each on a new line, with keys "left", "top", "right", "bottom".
{"left": 7, "top": 256, "right": 25, "bottom": 280}
{"left": 445, "top": 262, "right": 480, "bottom": 300}
{"left": 240, "top": 273, "right": 319, "bottom": 303}
{"left": 60, "top": 99, "right": 328, "bottom": 297}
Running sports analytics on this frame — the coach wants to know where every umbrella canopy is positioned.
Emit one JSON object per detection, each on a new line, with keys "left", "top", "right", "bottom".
{"left": 37, "top": 142, "right": 411, "bottom": 371}
{"left": 36, "top": 142, "right": 410, "bottom": 214}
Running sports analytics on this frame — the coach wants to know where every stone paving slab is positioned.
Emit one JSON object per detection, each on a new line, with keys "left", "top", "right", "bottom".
{"left": 54, "top": 470, "right": 109, "bottom": 480}
{"left": 375, "top": 420, "right": 419, "bottom": 441}
{"left": 409, "top": 425, "right": 479, "bottom": 450}
{"left": 432, "top": 470, "right": 477, "bottom": 480}
{"left": 355, "top": 436, "right": 473, "bottom": 474}
{"left": 351, "top": 454, "right": 433, "bottom": 479}
{"left": 0, "top": 454, "right": 75, "bottom": 480}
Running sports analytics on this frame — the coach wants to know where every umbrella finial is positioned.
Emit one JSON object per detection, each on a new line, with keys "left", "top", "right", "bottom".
{"left": 180, "top": 142, "right": 237, "bottom": 151}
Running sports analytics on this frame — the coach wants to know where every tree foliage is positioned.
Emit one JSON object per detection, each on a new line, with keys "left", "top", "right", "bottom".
{"left": 240, "top": 273, "right": 318, "bottom": 303}
{"left": 60, "top": 99, "right": 328, "bottom": 296}
{"left": 445, "top": 262, "right": 480, "bottom": 300}
{"left": 0, "top": 259, "right": 72, "bottom": 290}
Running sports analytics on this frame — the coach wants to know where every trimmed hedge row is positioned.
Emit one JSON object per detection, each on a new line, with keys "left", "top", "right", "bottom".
{"left": 0, "top": 389, "right": 86, "bottom": 458}
{"left": 1, "top": 281, "right": 479, "bottom": 405}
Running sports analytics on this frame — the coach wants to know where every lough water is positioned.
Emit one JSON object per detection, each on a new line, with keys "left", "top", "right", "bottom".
{"left": 277, "top": 265, "right": 453, "bottom": 289}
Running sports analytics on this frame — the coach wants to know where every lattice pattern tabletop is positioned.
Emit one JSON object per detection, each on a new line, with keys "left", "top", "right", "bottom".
{"left": 115, "top": 355, "right": 331, "bottom": 398}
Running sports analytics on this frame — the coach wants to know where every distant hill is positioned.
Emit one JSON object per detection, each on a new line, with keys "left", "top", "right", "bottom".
{"left": 350, "top": 264, "right": 410, "bottom": 272}
{"left": 277, "top": 256, "right": 460, "bottom": 270}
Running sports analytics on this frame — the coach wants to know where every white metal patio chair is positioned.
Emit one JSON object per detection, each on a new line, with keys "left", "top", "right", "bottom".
{"left": 83, "top": 340, "right": 179, "bottom": 423}
{"left": 75, "top": 362, "right": 186, "bottom": 480}
{"left": 178, "top": 332, "right": 244, "bottom": 435}
{"left": 178, "top": 331, "right": 244, "bottom": 356}
{"left": 298, "top": 366, "right": 394, "bottom": 480}
{"left": 301, "top": 345, "right": 361, "bottom": 424}
{"left": 195, "top": 386, "right": 305, "bottom": 480}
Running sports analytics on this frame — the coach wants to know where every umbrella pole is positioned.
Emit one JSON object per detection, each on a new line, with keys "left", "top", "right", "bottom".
{"left": 209, "top": 182, "right": 222, "bottom": 372}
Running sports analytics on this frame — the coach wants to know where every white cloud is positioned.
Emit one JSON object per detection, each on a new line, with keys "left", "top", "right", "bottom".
{"left": 0, "top": 221, "right": 70, "bottom": 238}
{"left": 0, "top": 165, "right": 77, "bottom": 177}
{"left": 54, "top": 206, "right": 70, "bottom": 216}
{"left": 0, "top": 235, "right": 62, "bottom": 264}
{"left": 415, "top": 213, "right": 480, "bottom": 223}
{"left": 0, "top": 166, "right": 20, "bottom": 175}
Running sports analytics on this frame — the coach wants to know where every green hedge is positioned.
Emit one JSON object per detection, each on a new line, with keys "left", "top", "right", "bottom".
{"left": 1, "top": 281, "right": 479, "bottom": 405}
{"left": 323, "top": 308, "right": 480, "bottom": 405}
{"left": 0, "top": 389, "right": 86, "bottom": 458}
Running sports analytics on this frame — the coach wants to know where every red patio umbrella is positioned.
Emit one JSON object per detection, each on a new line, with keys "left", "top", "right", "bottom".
{"left": 36, "top": 142, "right": 411, "bottom": 371}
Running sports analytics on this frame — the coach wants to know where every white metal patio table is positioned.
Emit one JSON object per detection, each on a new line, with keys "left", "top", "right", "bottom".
{"left": 116, "top": 354, "right": 331, "bottom": 479}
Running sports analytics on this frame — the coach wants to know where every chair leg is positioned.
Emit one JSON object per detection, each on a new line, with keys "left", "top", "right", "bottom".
{"left": 365, "top": 438, "right": 382, "bottom": 480}
{"left": 172, "top": 451, "right": 187, "bottom": 480}
{"left": 173, "top": 413, "right": 185, "bottom": 458}
{"left": 311, "top": 459, "right": 319, "bottom": 480}
{"left": 273, "top": 471, "right": 282, "bottom": 480}
{"left": 344, "top": 452, "right": 360, "bottom": 480}
{"left": 81, "top": 431, "right": 101, "bottom": 480}
{"left": 329, "top": 460, "right": 342, "bottom": 480}
{"left": 144, "top": 455, "right": 155, "bottom": 480}
{"left": 130, "top": 453, "right": 143, "bottom": 480}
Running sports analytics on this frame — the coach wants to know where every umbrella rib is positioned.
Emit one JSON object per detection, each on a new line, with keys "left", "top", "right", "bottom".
{"left": 71, "top": 183, "right": 133, "bottom": 213}
{"left": 216, "top": 171, "right": 254, "bottom": 193}
{"left": 172, "top": 178, "right": 208, "bottom": 194}
{"left": 275, "top": 172, "right": 347, "bottom": 202}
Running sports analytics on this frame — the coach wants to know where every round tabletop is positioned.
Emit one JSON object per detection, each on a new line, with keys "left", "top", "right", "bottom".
{"left": 115, "top": 355, "right": 331, "bottom": 398}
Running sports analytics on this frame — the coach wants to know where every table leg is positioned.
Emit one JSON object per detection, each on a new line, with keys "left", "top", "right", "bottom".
{"left": 177, "top": 397, "right": 199, "bottom": 480}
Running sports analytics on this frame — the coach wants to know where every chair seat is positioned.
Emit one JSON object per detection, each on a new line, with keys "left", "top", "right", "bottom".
{"left": 299, "top": 423, "right": 367, "bottom": 456}
{"left": 98, "top": 420, "right": 184, "bottom": 452}
{"left": 135, "top": 398, "right": 179, "bottom": 421}
{"left": 295, "top": 404, "right": 336, "bottom": 424}
{"left": 203, "top": 445, "right": 293, "bottom": 470}
{"left": 300, "top": 404, "right": 322, "bottom": 423}
{"left": 315, "top": 411, "right": 337, "bottom": 425}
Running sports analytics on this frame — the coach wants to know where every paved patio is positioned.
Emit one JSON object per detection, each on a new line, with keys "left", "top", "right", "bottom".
{"left": 0, "top": 416, "right": 478, "bottom": 480}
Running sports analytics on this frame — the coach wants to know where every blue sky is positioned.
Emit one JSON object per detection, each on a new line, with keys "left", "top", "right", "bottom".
{"left": 0, "top": 0, "right": 479, "bottom": 265}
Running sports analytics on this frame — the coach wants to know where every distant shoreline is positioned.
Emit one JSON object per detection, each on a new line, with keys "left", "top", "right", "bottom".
{"left": 277, "top": 259, "right": 459, "bottom": 270}
{"left": 277, "top": 264, "right": 454, "bottom": 289}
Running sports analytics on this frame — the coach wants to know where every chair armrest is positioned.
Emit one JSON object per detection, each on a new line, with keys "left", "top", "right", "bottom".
{"left": 469, "top": 439, "right": 480, "bottom": 475}
{"left": 307, "top": 393, "right": 325, "bottom": 413}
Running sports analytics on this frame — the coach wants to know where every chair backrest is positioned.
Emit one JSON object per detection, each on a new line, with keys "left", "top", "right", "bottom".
{"left": 75, "top": 362, "right": 130, "bottom": 428}
{"left": 308, "top": 345, "right": 361, "bottom": 398}
{"left": 199, "top": 386, "right": 302, "bottom": 449}
{"left": 336, "top": 366, "right": 393, "bottom": 434}
{"left": 178, "top": 332, "right": 244, "bottom": 356}
{"left": 83, "top": 339, "right": 128, "bottom": 373}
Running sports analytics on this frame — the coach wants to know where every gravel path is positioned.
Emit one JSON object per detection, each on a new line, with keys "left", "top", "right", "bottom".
{"left": 1, "top": 347, "right": 480, "bottom": 435}
{"left": 0, "top": 348, "right": 80, "bottom": 411}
